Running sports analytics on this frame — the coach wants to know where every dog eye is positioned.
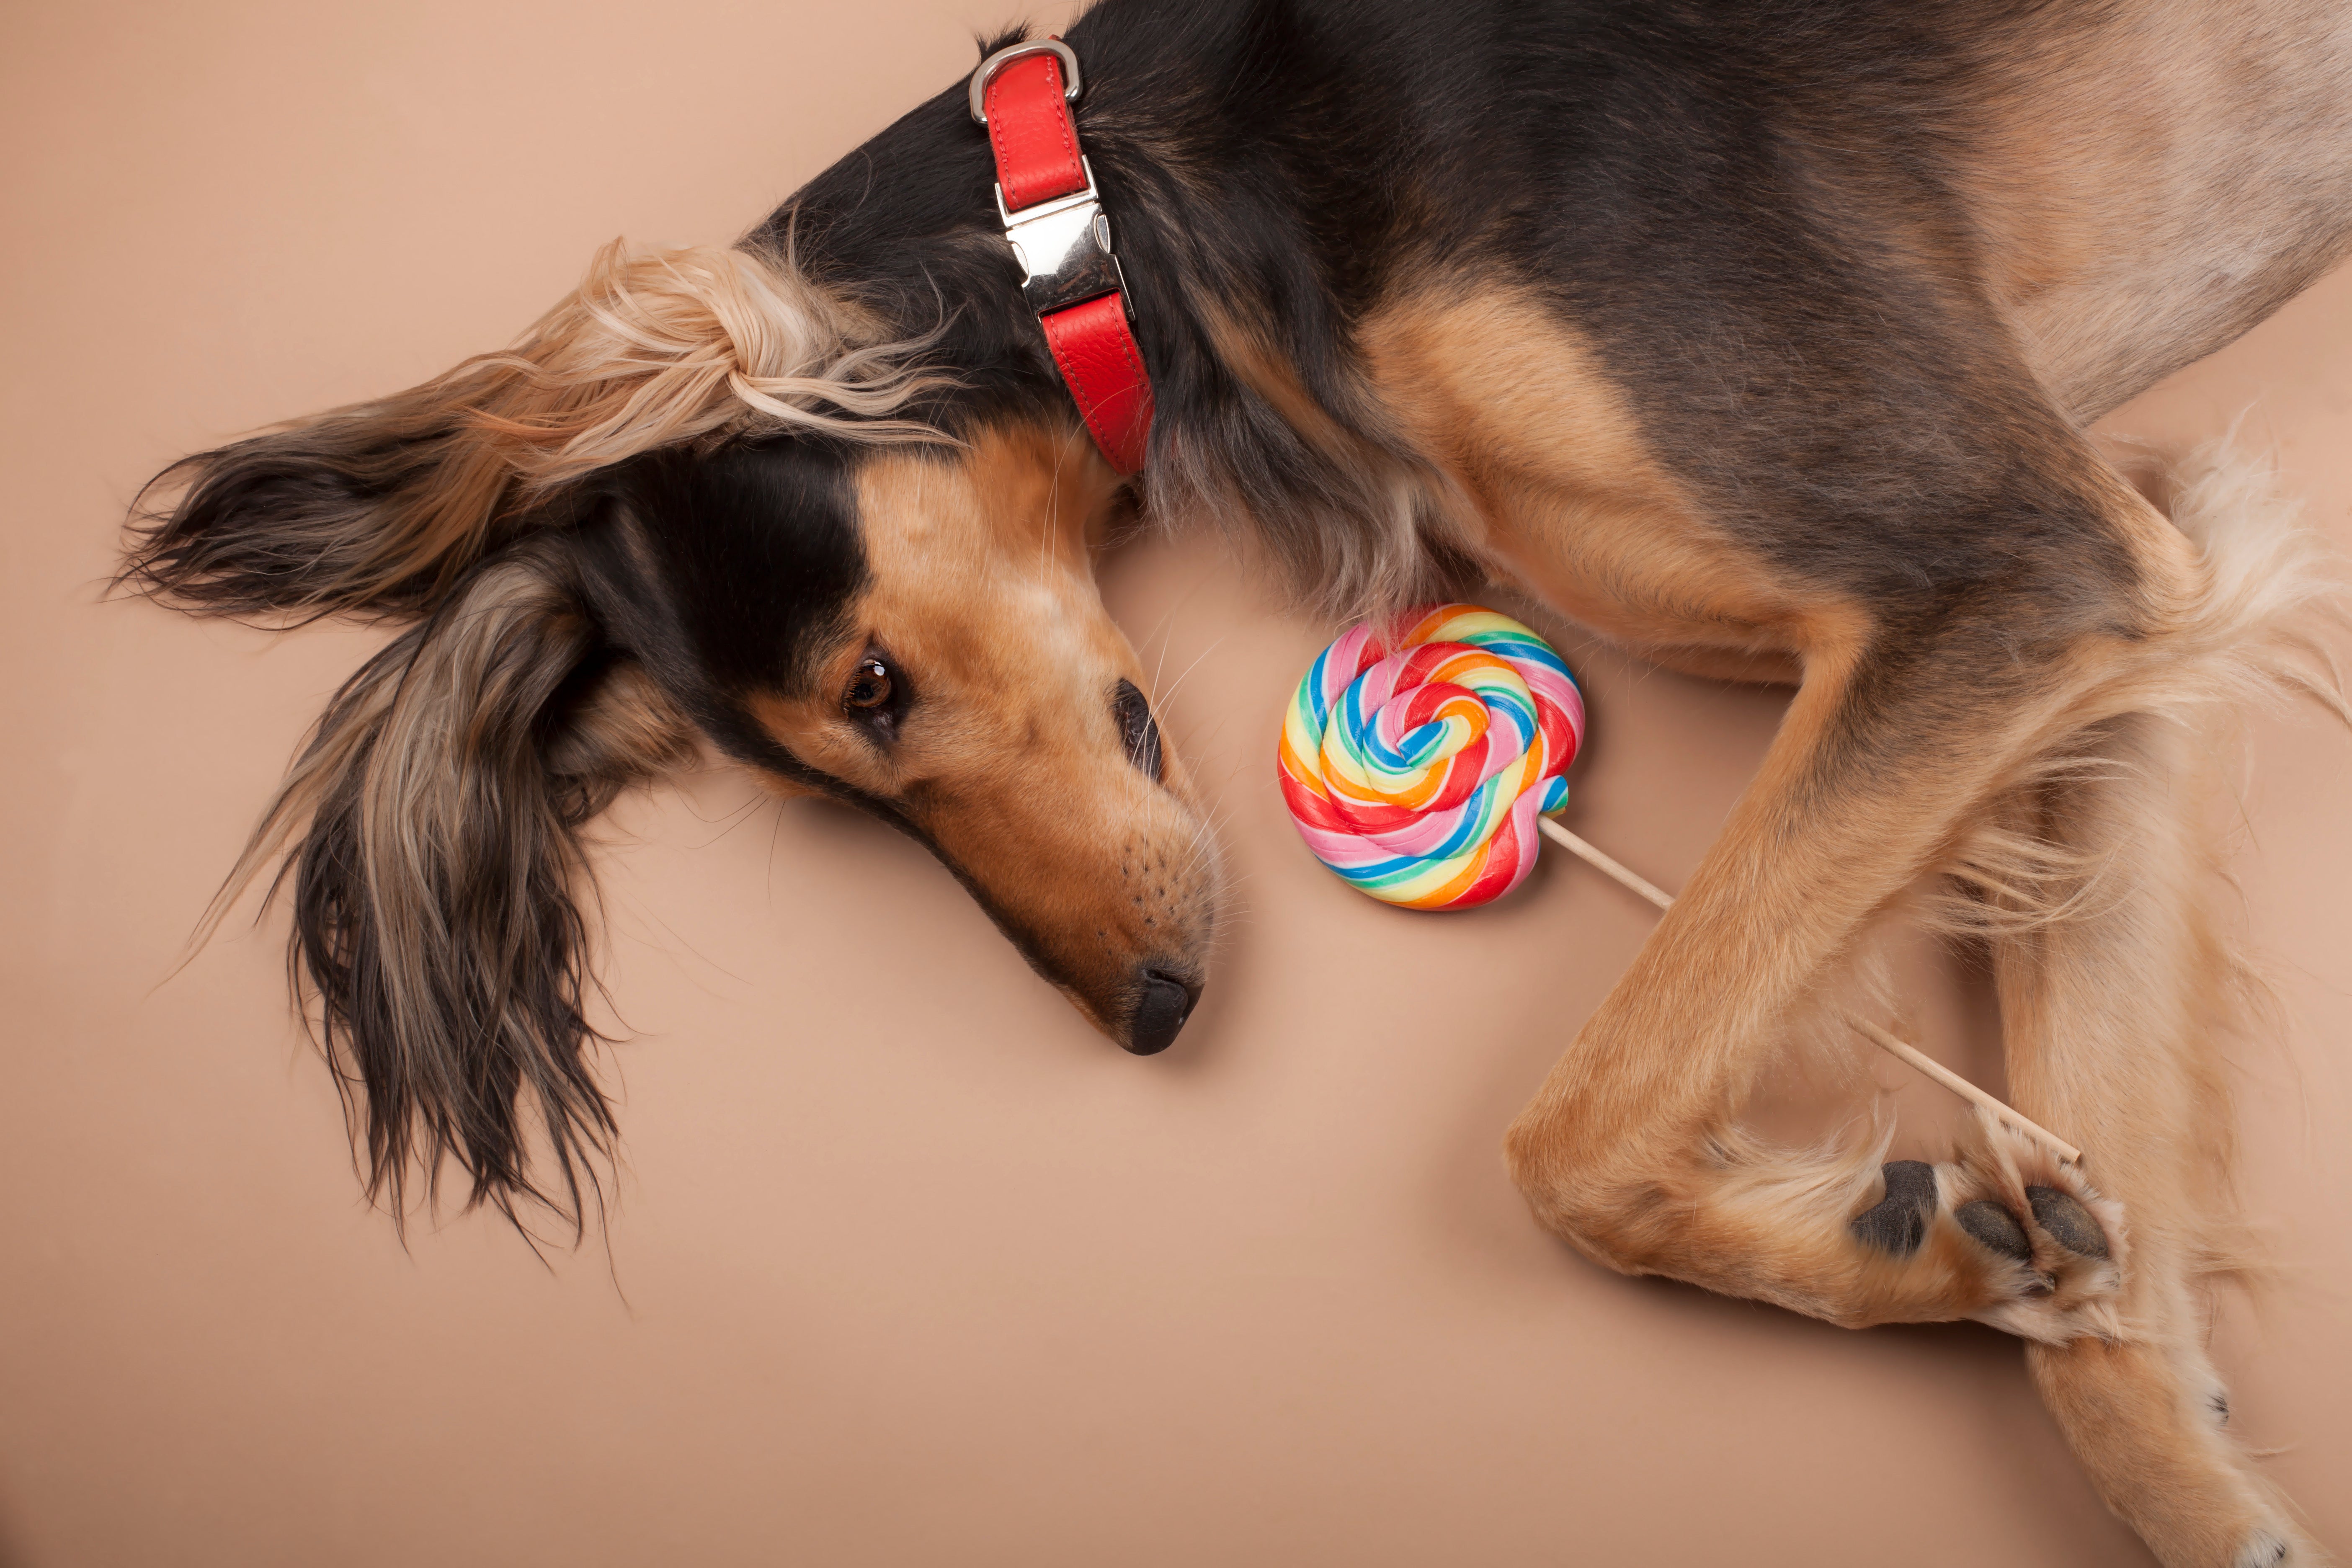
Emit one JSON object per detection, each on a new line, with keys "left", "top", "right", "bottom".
{"left": 1113, "top": 678, "right": 1163, "bottom": 782}
{"left": 844, "top": 657, "right": 893, "bottom": 712}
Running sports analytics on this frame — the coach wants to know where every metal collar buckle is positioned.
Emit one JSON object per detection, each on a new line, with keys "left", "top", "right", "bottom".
{"left": 967, "top": 38, "right": 1082, "bottom": 124}
{"left": 995, "top": 157, "right": 1130, "bottom": 318}
{"left": 967, "top": 38, "right": 1132, "bottom": 320}
{"left": 965, "top": 36, "right": 1153, "bottom": 472}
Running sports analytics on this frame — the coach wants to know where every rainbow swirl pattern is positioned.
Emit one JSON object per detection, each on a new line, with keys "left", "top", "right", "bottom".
{"left": 1278, "top": 604, "right": 1586, "bottom": 909}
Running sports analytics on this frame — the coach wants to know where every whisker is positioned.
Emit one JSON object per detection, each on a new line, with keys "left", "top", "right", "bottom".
{"left": 1155, "top": 632, "right": 1231, "bottom": 708}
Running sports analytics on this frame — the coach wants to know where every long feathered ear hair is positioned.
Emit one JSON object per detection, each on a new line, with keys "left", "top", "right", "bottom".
{"left": 120, "top": 237, "right": 946, "bottom": 624}
{"left": 122, "top": 237, "right": 946, "bottom": 1233}
{"left": 223, "top": 547, "right": 697, "bottom": 1237}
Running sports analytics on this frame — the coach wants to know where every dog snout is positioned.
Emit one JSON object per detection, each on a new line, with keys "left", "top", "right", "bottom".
{"left": 1124, "top": 965, "right": 1202, "bottom": 1055}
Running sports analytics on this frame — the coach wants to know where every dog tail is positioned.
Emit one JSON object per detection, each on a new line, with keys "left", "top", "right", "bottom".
{"left": 214, "top": 544, "right": 696, "bottom": 1238}
{"left": 1929, "top": 431, "right": 2352, "bottom": 939}
{"left": 118, "top": 238, "right": 947, "bottom": 624}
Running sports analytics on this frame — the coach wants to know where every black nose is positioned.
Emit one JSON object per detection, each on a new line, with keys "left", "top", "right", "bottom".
{"left": 1125, "top": 967, "right": 1200, "bottom": 1055}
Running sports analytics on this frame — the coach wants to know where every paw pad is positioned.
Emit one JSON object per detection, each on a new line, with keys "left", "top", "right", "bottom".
{"left": 1850, "top": 1160, "right": 1938, "bottom": 1256}
{"left": 1953, "top": 1198, "right": 2032, "bottom": 1261}
{"left": 1839, "top": 1114, "right": 2125, "bottom": 1342}
{"left": 2027, "top": 1184, "right": 2109, "bottom": 1258}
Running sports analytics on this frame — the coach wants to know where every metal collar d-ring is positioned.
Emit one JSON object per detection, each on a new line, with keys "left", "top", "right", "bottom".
{"left": 968, "top": 38, "right": 1083, "bottom": 123}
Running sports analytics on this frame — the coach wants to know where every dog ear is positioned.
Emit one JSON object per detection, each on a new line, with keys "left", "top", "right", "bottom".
{"left": 121, "top": 240, "right": 946, "bottom": 624}
{"left": 225, "top": 542, "right": 696, "bottom": 1236}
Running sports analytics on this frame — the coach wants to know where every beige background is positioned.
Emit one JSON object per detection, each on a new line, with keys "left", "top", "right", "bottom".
{"left": 3, "top": 3, "right": 2346, "bottom": 1563}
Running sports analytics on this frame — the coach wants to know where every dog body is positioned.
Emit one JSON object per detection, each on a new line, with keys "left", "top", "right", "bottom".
{"left": 126, "top": 3, "right": 2352, "bottom": 1562}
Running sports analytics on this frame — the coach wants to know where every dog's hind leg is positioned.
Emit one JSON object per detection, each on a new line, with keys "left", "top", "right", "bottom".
{"left": 1979, "top": 710, "right": 2316, "bottom": 1567}
{"left": 1500, "top": 457, "right": 2319, "bottom": 1561}
{"left": 1504, "top": 601, "right": 2137, "bottom": 1329}
{"left": 1497, "top": 449, "right": 2228, "bottom": 1327}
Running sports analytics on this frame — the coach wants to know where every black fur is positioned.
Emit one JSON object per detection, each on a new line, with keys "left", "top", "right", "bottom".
{"left": 576, "top": 441, "right": 869, "bottom": 758}
{"left": 123, "top": 407, "right": 496, "bottom": 622}
{"left": 121, "top": 0, "right": 2349, "bottom": 1231}
{"left": 762, "top": 0, "right": 2148, "bottom": 644}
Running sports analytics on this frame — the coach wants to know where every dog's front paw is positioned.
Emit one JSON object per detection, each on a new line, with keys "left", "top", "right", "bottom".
{"left": 1847, "top": 1114, "right": 2123, "bottom": 1341}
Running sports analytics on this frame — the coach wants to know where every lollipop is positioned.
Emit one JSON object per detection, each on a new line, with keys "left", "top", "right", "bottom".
{"left": 1277, "top": 602, "right": 2081, "bottom": 1163}
{"left": 1278, "top": 604, "right": 1585, "bottom": 910}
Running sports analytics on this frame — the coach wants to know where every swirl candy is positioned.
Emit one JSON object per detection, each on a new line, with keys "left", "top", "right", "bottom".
{"left": 1274, "top": 605, "right": 2084, "bottom": 1164}
{"left": 1279, "top": 603, "right": 1586, "bottom": 909}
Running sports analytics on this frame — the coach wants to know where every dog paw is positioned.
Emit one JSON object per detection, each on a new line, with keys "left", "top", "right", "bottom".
{"left": 1845, "top": 1114, "right": 2123, "bottom": 1341}
{"left": 1849, "top": 1159, "right": 1938, "bottom": 1254}
{"left": 2232, "top": 1534, "right": 2291, "bottom": 1568}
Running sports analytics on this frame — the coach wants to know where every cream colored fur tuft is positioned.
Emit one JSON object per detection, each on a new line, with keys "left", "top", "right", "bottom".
{"left": 1927, "top": 435, "right": 2352, "bottom": 942}
{"left": 125, "top": 237, "right": 954, "bottom": 623}
{"left": 469, "top": 237, "right": 954, "bottom": 490}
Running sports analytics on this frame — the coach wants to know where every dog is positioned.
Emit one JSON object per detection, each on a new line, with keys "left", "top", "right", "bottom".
{"left": 121, "top": 3, "right": 2352, "bottom": 1562}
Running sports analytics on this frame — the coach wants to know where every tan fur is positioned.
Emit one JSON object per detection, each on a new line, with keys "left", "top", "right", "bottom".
{"left": 1472, "top": 448, "right": 2340, "bottom": 1567}
{"left": 542, "top": 661, "right": 701, "bottom": 799}
{"left": 1199, "top": 302, "right": 1368, "bottom": 468}
{"left": 1183, "top": 270, "right": 2338, "bottom": 1562}
{"left": 141, "top": 13, "right": 2348, "bottom": 1552}
{"left": 749, "top": 422, "right": 1220, "bottom": 1032}
{"left": 1152, "top": 302, "right": 1485, "bottom": 618}
{"left": 593, "top": 246, "right": 2342, "bottom": 1564}
{"left": 1358, "top": 284, "right": 1844, "bottom": 684}
{"left": 1998, "top": 710, "right": 2290, "bottom": 1558}
{"left": 1986, "top": 454, "right": 2345, "bottom": 1563}
{"left": 1953, "top": 0, "right": 2352, "bottom": 419}
{"left": 775, "top": 298, "right": 2338, "bottom": 1562}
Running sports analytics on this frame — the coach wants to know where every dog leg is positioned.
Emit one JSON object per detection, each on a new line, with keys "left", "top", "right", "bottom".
{"left": 1503, "top": 610, "right": 2139, "bottom": 1333}
{"left": 1980, "top": 713, "right": 2316, "bottom": 1568}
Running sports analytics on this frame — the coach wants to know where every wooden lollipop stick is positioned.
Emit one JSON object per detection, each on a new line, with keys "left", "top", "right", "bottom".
{"left": 1536, "top": 822, "right": 1676, "bottom": 910}
{"left": 1535, "top": 818, "right": 2084, "bottom": 1165}
{"left": 1841, "top": 1017, "right": 2081, "bottom": 1164}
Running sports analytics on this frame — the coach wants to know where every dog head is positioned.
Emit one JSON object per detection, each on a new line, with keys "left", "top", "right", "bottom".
{"left": 124, "top": 239, "right": 1218, "bottom": 1230}
{"left": 580, "top": 422, "right": 1217, "bottom": 1052}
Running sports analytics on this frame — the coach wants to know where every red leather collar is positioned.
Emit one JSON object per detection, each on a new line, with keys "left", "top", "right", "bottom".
{"left": 971, "top": 40, "right": 1155, "bottom": 475}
